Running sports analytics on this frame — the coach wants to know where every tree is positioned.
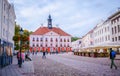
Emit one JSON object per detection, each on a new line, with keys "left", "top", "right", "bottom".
{"left": 13, "top": 23, "right": 33, "bottom": 51}
{"left": 71, "top": 37, "right": 79, "bottom": 42}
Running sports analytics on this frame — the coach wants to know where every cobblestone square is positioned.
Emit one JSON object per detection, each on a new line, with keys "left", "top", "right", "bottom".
{"left": 32, "top": 53, "right": 120, "bottom": 76}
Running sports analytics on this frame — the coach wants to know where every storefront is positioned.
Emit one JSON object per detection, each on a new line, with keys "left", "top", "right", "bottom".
{"left": 0, "top": 39, "right": 13, "bottom": 68}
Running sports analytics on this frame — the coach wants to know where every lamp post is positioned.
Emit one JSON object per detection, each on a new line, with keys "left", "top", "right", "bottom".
{"left": 19, "top": 28, "right": 23, "bottom": 68}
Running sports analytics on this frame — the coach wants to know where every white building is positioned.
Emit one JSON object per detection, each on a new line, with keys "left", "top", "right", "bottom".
{"left": 92, "top": 20, "right": 112, "bottom": 52}
{"left": 0, "top": 0, "right": 16, "bottom": 66}
{"left": 0, "top": 0, "right": 16, "bottom": 54}
{"left": 80, "top": 10, "right": 120, "bottom": 53}
{"left": 30, "top": 15, "right": 72, "bottom": 53}
{"left": 71, "top": 38, "right": 81, "bottom": 52}
{"left": 108, "top": 10, "right": 120, "bottom": 52}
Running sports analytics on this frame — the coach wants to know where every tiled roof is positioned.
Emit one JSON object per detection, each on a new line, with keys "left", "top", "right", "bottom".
{"left": 31, "top": 27, "right": 71, "bottom": 36}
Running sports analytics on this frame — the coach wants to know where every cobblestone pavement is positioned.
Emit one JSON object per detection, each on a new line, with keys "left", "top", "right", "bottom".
{"left": 46, "top": 53, "right": 120, "bottom": 76}
{"left": 32, "top": 52, "right": 120, "bottom": 76}
{"left": 58, "top": 52, "right": 120, "bottom": 67}
{"left": 32, "top": 55, "right": 91, "bottom": 76}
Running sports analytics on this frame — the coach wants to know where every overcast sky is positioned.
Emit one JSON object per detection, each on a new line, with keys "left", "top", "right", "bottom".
{"left": 9, "top": 0, "right": 120, "bottom": 37}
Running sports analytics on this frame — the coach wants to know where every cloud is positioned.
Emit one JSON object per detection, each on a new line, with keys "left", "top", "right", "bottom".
{"left": 9, "top": 0, "right": 120, "bottom": 37}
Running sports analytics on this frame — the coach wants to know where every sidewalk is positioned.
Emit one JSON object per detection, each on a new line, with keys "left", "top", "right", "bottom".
{"left": 0, "top": 56, "right": 34, "bottom": 76}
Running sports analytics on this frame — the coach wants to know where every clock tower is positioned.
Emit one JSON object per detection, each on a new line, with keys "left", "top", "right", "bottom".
{"left": 48, "top": 14, "right": 52, "bottom": 29}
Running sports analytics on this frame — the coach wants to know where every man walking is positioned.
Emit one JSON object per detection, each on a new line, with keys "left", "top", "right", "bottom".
{"left": 42, "top": 51, "right": 46, "bottom": 59}
{"left": 109, "top": 48, "right": 117, "bottom": 69}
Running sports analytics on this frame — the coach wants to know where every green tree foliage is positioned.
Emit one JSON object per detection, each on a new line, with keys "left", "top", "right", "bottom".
{"left": 23, "top": 30, "right": 30, "bottom": 36}
{"left": 15, "top": 23, "right": 20, "bottom": 35}
{"left": 71, "top": 37, "right": 79, "bottom": 42}
{"left": 13, "top": 23, "right": 33, "bottom": 51}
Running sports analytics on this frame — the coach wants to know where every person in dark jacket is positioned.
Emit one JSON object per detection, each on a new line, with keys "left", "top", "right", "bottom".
{"left": 109, "top": 48, "right": 117, "bottom": 69}
{"left": 42, "top": 51, "right": 46, "bottom": 59}
{"left": 25, "top": 53, "right": 32, "bottom": 61}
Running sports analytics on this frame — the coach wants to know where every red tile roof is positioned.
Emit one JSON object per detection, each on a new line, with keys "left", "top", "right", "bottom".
{"left": 31, "top": 27, "right": 71, "bottom": 36}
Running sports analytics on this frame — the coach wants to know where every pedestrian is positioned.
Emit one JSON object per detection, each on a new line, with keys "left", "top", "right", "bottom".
{"left": 32, "top": 51, "right": 34, "bottom": 55}
{"left": 109, "top": 48, "right": 117, "bottom": 69}
{"left": 36, "top": 50, "right": 38, "bottom": 55}
{"left": 21, "top": 52, "right": 25, "bottom": 63}
{"left": 17, "top": 52, "right": 19, "bottom": 65}
{"left": 25, "top": 53, "right": 32, "bottom": 61}
{"left": 42, "top": 51, "right": 46, "bottom": 59}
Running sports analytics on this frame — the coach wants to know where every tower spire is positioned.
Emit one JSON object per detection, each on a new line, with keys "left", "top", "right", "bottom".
{"left": 48, "top": 14, "right": 52, "bottom": 29}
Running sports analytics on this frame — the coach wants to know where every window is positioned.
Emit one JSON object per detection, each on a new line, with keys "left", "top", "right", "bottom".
{"left": 117, "top": 17, "right": 119, "bottom": 22}
{"left": 56, "top": 45, "right": 58, "bottom": 47}
{"left": 111, "top": 20, "right": 113, "bottom": 24}
{"left": 40, "top": 44, "right": 42, "bottom": 47}
{"left": 60, "top": 39, "right": 62, "bottom": 42}
{"left": 4, "top": 16, "right": 5, "bottom": 23}
{"left": 33, "top": 44, "right": 35, "bottom": 47}
{"left": 107, "top": 26, "right": 109, "bottom": 31}
{"left": 68, "top": 39, "right": 69, "bottom": 42}
{"left": 64, "top": 45, "right": 66, "bottom": 47}
{"left": 40, "top": 38, "right": 43, "bottom": 41}
{"left": 37, "top": 44, "right": 39, "bottom": 47}
{"left": 106, "top": 36, "right": 107, "bottom": 41}
{"left": 112, "top": 28, "right": 114, "bottom": 34}
{"left": 46, "top": 44, "right": 47, "bottom": 47}
{"left": 56, "top": 38, "right": 58, "bottom": 42}
{"left": 115, "top": 37, "right": 117, "bottom": 41}
{"left": 67, "top": 44, "right": 69, "bottom": 47}
{"left": 118, "top": 25, "right": 120, "bottom": 32}
{"left": 50, "top": 38, "right": 53, "bottom": 42}
{"left": 4, "top": 4, "right": 5, "bottom": 11}
{"left": 37, "top": 38, "right": 39, "bottom": 41}
{"left": 119, "top": 36, "right": 120, "bottom": 40}
{"left": 105, "top": 27, "right": 106, "bottom": 32}
{"left": 60, "top": 44, "right": 62, "bottom": 47}
{"left": 102, "top": 29, "right": 103, "bottom": 34}
{"left": 112, "top": 38, "right": 114, "bottom": 42}
{"left": 46, "top": 38, "right": 47, "bottom": 42}
{"left": 108, "top": 35, "right": 110, "bottom": 40}
{"left": 64, "top": 39, "right": 66, "bottom": 42}
{"left": 115, "top": 26, "right": 117, "bottom": 34}
{"left": 33, "top": 38, "right": 35, "bottom": 41}
{"left": 51, "top": 44, "right": 52, "bottom": 47}
{"left": 6, "top": 30, "right": 7, "bottom": 37}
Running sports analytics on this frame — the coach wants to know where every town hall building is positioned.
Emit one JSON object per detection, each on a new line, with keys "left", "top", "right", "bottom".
{"left": 30, "top": 15, "right": 72, "bottom": 53}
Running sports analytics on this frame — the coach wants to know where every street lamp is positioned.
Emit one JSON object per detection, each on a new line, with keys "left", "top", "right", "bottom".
{"left": 19, "top": 28, "right": 23, "bottom": 68}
